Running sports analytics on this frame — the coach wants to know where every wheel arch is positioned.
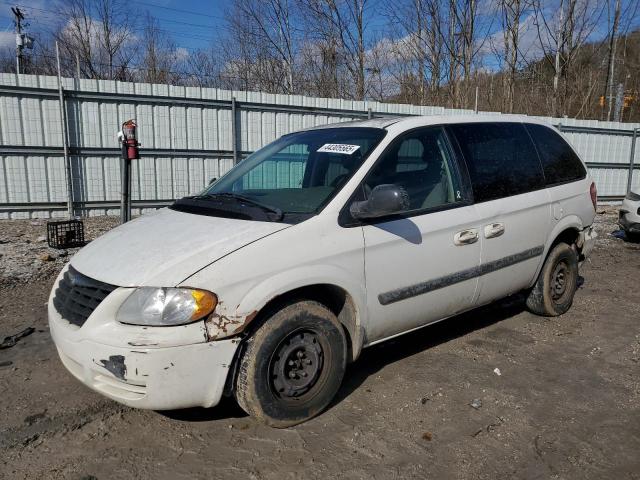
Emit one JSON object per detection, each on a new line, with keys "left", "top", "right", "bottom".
{"left": 240, "top": 283, "right": 363, "bottom": 363}
{"left": 530, "top": 216, "right": 584, "bottom": 287}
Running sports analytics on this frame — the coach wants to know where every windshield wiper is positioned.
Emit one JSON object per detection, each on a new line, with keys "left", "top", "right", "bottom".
{"left": 190, "top": 193, "right": 284, "bottom": 221}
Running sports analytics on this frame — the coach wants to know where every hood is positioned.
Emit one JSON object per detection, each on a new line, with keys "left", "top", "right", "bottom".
{"left": 70, "top": 208, "right": 290, "bottom": 286}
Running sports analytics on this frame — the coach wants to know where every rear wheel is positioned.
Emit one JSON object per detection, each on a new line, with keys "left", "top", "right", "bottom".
{"left": 526, "top": 242, "right": 579, "bottom": 316}
{"left": 234, "top": 301, "right": 347, "bottom": 428}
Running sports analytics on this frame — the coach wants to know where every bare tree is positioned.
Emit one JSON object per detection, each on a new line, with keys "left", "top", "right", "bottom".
{"left": 533, "top": 0, "right": 603, "bottom": 116}
{"left": 139, "top": 14, "right": 182, "bottom": 84}
{"left": 603, "top": 0, "right": 621, "bottom": 120}
{"left": 186, "top": 48, "right": 222, "bottom": 88}
{"left": 302, "top": 0, "right": 372, "bottom": 100}
{"left": 225, "top": 0, "right": 299, "bottom": 94}
{"left": 384, "top": 0, "right": 446, "bottom": 104}
{"left": 55, "top": 0, "right": 137, "bottom": 80}
{"left": 95, "top": 0, "right": 134, "bottom": 78}
{"left": 499, "top": 0, "right": 525, "bottom": 113}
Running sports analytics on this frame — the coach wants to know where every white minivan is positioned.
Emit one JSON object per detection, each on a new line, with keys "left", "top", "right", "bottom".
{"left": 49, "top": 115, "right": 597, "bottom": 427}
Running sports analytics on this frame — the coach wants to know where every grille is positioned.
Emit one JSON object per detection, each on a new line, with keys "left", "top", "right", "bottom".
{"left": 53, "top": 266, "right": 118, "bottom": 327}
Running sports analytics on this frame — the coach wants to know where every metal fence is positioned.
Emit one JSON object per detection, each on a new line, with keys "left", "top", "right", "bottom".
{"left": 0, "top": 73, "right": 638, "bottom": 219}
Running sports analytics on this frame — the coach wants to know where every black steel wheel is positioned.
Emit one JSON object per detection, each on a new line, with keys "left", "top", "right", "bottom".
{"left": 234, "top": 301, "right": 347, "bottom": 427}
{"left": 526, "top": 242, "right": 579, "bottom": 316}
{"left": 270, "top": 329, "right": 325, "bottom": 401}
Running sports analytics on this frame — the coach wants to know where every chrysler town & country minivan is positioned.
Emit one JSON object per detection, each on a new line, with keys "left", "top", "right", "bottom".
{"left": 49, "top": 115, "right": 597, "bottom": 427}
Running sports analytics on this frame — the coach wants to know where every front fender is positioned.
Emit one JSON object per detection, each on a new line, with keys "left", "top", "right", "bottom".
{"left": 203, "top": 264, "right": 366, "bottom": 350}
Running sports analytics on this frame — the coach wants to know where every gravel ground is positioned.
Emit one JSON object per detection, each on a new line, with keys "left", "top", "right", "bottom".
{"left": 0, "top": 208, "right": 639, "bottom": 479}
{"left": 0, "top": 216, "right": 121, "bottom": 287}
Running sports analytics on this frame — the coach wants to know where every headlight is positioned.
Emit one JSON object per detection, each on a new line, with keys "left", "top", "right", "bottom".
{"left": 116, "top": 287, "right": 217, "bottom": 326}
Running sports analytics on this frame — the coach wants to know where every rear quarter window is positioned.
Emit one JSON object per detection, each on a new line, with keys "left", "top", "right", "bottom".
{"left": 449, "top": 122, "right": 545, "bottom": 203}
{"left": 525, "top": 124, "right": 587, "bottom": 186}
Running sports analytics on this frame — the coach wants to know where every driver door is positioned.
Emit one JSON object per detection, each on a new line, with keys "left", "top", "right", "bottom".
{"left": 356, "top": 127, "right": 482, "bottom": 343}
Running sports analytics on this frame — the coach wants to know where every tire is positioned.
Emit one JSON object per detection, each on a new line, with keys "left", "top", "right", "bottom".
{"left": 234, "top": 300, "right": 347, "bottom": 428}
{"left": 526, "top": 242, "right": 579, "bottom": 317}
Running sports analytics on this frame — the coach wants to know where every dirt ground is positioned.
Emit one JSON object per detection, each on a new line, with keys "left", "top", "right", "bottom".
{"left": 0, "top": 209, "right": 639, "bottom": 480}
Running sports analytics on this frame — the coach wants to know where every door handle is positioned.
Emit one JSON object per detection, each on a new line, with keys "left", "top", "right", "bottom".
{"left": 454, "top": 229, "right": 479, "bottom": 246}
{"left": 484, "top": 222, "right": 505, "bottom": 239}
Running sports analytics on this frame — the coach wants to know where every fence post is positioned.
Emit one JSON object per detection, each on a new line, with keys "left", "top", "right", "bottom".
{"left": 120, "top": 157, "right": 130, "bottom": 223}
{"left": 231, "top": 96, "right": 239, "bottom": 165}
{"left": 367, "top": 107, "right": 372, "bottom": 119}
{"left": 627, "top": 128, "right": 638, "bottom": 194}
{"left": 56, "top": 41, "right": 74, "bottom": 218}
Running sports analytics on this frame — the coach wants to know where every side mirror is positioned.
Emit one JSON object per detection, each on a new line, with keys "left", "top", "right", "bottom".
{"left": 350, "top": 184, "right": 409, "bottom": 220}
{"left": 208, "top": 177, "right": 217, "bottom": 185}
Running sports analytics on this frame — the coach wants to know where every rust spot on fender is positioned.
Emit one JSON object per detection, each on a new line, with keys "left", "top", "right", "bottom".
{"left": 204, "top": 309, "right": 259, "bottom": 341}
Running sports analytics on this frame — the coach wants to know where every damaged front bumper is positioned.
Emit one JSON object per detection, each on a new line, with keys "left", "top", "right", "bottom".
{"left": 48, "top": 272, "right": 239, "bottom": 410}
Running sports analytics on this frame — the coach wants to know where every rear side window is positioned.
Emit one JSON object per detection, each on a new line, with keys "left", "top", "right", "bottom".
{"left": 525, "top": 124, "right": 586, "bottom": 186}
{"left": 449, "top": 122, "right": 545, "bottom": 203}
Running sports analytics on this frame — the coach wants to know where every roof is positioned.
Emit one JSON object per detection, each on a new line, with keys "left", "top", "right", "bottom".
{"left": 300, "top": 114, "right": 554, "bottom": 133}
{"left": 300, "top": 116, "right": 406, "bottom": 131}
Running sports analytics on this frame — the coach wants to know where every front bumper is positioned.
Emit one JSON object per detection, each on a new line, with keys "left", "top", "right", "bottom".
{"left": 48, "top": 269, "right": 239, "bottom": 410}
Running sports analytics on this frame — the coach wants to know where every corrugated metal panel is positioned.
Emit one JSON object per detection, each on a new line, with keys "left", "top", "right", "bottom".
{"left": 0, "top": 73, "right": 639, "bottom": 218}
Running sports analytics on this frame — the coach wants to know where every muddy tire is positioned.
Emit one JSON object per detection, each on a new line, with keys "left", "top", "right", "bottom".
{"left": 234, "top": 301, "right": 347, "bottom": 428}
{"left": 526, "top": 242, "right": 579, "bottom": 316}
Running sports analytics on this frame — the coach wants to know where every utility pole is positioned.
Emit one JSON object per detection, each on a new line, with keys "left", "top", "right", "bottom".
{"left": 604, "top": 0, "right": 621, "bottom": 121}
{"left": 12, "top": 7, "right": 25, "bottom": 75}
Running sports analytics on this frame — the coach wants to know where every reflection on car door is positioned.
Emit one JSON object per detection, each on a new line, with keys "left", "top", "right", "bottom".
{"left": 448, "top": 122, "right": 551, "bottom": 306}
{"left": 357, "top": 127, "right": 482, "bottom": 343}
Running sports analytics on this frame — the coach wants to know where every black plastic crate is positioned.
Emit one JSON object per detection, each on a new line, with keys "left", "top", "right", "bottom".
{"left": 47, "top": 219, "right": 85, "bottom": 249}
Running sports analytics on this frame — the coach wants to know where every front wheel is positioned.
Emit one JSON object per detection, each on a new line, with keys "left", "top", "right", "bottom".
{"left": 526, "top": 242, "right": 579, "bottom": 316}
{"left": 234, "top": 300, "right": 347, "bottom": 427}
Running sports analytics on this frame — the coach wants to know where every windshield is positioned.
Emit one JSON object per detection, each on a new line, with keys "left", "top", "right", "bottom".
{"left": 196, "top": 127, "right": 386, "bottom": 219}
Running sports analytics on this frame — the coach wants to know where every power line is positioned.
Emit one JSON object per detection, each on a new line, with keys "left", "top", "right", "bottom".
{"left": 134, "top": 0, "right": 227, "bottom": 21}
{"left": 1, "top": 1, "right": 221, "bottom": 31}
{"left": 1, "top": 1, "right": 219, "bottom": 44}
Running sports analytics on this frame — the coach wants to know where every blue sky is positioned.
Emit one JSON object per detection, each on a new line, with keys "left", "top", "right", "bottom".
{"left": 0, "top": 0, "right": 234, "bottom": 52}
{"left": 133, "top": 0, "right": 232, "bottom": 51}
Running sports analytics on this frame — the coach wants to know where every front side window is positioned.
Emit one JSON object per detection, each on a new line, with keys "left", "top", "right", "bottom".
{"left": 525, "top": 123, "right": 586, "bottom": 186}
{"left": 362, "top": 127, "right": 463, "bottom": 212}
{"left": 449, "top": 122, "right": 545, "bottom": 203}
{"left": 172, "top": 127, "right": 386, "bottom": 222}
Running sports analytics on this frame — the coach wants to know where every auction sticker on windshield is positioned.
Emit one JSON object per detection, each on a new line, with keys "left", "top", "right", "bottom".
{"left": 317, "top": 144, "right": 361, "bottom": 154}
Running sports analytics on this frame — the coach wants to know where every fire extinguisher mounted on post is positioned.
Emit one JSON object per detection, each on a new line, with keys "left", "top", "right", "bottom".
{"left": 121, "top": 119, "right": 140, "bottom": 160}
{"left": 117, "top": 119, "right": 140, "bottom": 223}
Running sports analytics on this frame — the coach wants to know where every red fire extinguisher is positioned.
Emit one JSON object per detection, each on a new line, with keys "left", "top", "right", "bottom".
{"left": 120, "top": 119, "right": 140, "bottom": 160}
